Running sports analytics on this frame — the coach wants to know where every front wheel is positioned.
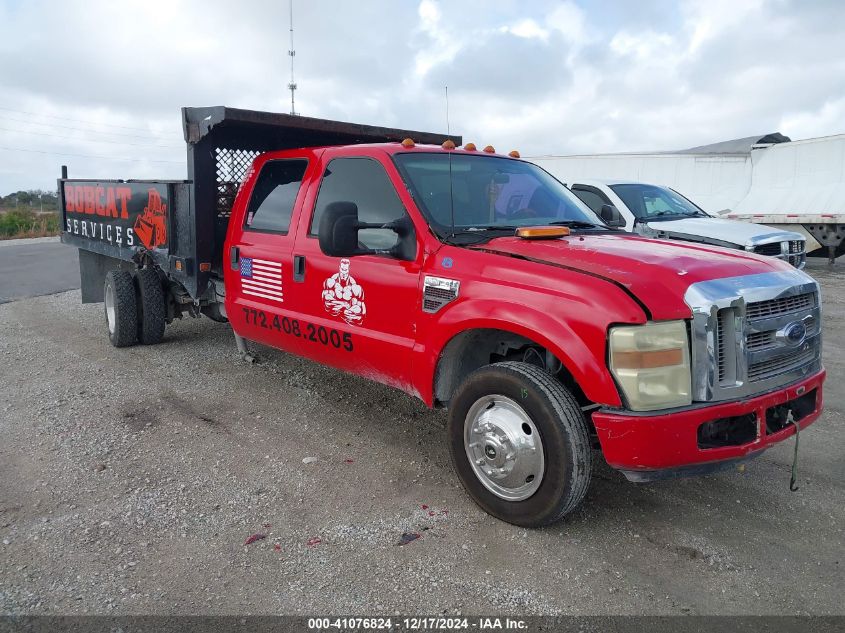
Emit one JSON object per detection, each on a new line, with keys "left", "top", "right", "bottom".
{"left": 447, "top": 361, "right": 592, "bottom": 527}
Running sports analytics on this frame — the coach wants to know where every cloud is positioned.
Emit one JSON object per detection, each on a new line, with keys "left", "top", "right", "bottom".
{"left": 423, "top": 30, "right": 573, "bottom": 99}
{"left": 0, "top": 0, "right": 842, "bottom": 192}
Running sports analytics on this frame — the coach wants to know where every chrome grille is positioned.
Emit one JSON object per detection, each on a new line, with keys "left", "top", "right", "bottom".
{"left": 746, "top": 330, "right": 776, "bottom": 350}
{"left": 754, "top": 243, "right": 782, "bottom": 256}
{"left": 746, "top": 236, "right": 806, "bottom": 269}
{"left": 685, "top": 271, "right": 821, "bottom": 402}
{"left": 715, "top": 308, "right": 736, "bottom": 384}
{"left": 748, "top": 348, "right": 816, "bottom": 381}
{"left": 746, "top": 292, "right": 815, "bottom": 320}
{"left": 715, "top": 311, "right": 726, "bottom": 381}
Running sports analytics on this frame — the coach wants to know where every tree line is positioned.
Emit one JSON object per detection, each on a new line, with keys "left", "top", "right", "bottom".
{"left": 0, "top": 190, "right": 59, "bottom": 212}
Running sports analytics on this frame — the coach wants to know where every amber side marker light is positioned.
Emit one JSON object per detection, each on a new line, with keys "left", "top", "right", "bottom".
{"left": 401, "top": 138, "right": 415, "bottom": 148}
{"left": 515, "top": 226, "right": 571, "bottom": 240}
{"left": 612, "top": 348, "right": 684, "bottom": 369}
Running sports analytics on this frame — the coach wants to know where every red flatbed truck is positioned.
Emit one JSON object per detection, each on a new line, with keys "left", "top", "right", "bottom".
{"left": 60, "top": 106, "right": 825, "bottom": 526}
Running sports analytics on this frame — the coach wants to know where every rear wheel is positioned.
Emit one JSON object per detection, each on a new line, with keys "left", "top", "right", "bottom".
{"left": 134, "top": 268, "right": 166, "bottom": 345}
{"left": 104, "top": 270, "right": 137, "bottom": 348}
{"left": 447, "top": 361, "right": 592, "bottom": 527}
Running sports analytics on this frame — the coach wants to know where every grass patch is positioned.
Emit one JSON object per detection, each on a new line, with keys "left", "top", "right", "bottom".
{"left": 0, "top": 210, "right": 61, "bottom": 240}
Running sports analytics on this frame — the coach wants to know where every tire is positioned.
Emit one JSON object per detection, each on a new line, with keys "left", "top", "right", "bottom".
{"left": 447, "top": 361, "right": 592, "bottom": 527}
{"left": 134, "top": 268, "right": 166, "bottom": 345}
{"left": 104, "top": 270, "right": 138, "bottom": 348}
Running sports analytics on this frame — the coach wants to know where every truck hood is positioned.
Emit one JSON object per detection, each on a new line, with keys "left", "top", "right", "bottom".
{"left": 475, "top": 233, "right": 789, "bottom": 320}
{"left": 642, "top": 216, "right": 802, "bottom": 248}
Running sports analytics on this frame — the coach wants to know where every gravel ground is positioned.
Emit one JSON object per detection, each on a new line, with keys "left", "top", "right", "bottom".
{"left": 0, "top": 261, "right": 842, "bottom": 616}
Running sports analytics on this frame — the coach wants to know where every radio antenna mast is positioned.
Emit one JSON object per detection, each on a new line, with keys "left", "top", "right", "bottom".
{"left": 287, "top": 0, "right": 298, "bottom": 115}
{"left": 445, "top": 85, "right": 450, "bottom": 135}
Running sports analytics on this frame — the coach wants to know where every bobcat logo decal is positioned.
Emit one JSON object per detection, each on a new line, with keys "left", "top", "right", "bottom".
{"left": 133, "top": 188, "right": 168, "bottom": 250}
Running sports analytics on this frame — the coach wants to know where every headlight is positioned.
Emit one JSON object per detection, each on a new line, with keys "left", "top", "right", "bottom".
{"left": 608, "top": 320, "right": 692, "bottom": 411}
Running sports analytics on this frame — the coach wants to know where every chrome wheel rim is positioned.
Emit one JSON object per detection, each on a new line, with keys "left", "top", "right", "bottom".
{"left": 464, "top": 394, "right": 544, "bottom": 501}
{"left": 105, "top": 282, "right": 116, "bottom": 335}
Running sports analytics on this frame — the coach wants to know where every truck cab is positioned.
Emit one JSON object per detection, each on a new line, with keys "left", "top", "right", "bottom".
{"left": 60, "top": 107, "right": 826, "bottom": 527}
{"left": 223, "top": 141, "right": 824, "bottom": 526}
{"left": 568, "top": 179, "right": 807, "bottom": 268}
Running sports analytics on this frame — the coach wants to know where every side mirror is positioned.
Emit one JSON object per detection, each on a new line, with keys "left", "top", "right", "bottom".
{"left": 600, "top": 203, "right": 626, "bottom": 228}
{"left": 319, "top": 201, "right": 362, "bottom": 257}
{"left": 318, "top": 201, "right": 415, "bottom": 260}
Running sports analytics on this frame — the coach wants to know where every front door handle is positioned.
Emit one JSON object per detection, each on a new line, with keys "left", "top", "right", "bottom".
{"left": 293, "top": 255, "right": 306, "bottom": 282}
{"left": 230, "top": 246, "right": 240, "bottom": 270}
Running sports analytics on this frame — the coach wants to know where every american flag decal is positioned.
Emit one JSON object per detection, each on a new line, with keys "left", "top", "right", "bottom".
{"left": 240, "top": 257, "right": 283, "bottom": 303}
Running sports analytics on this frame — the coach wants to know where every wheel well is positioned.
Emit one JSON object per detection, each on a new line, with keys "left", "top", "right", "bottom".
{"left": 433, "top": 328, "right": 588, "bottom": 408}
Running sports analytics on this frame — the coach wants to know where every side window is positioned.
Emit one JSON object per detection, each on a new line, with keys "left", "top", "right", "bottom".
{"left": 245, "top": 160, "right": 308, "bottom": 233}
{"left": 311, "top": 157, "right": 408, "bottom": 250}
{"left": 572, "top": 186, "right": 609, "bottom": 213}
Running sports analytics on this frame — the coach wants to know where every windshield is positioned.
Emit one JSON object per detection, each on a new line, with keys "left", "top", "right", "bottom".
{"left": 609, "top": 183, "right": 706, "bottom": 220}
{"left": 394, "top": 153, "right": 603, "bottom": 234}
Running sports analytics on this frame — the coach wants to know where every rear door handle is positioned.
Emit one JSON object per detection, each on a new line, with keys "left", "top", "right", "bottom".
{"left": 293, "top": 255, "right": 306, "bottom": 282}
{"left": 229, "top": 246, "right": 240, "bottom": 270}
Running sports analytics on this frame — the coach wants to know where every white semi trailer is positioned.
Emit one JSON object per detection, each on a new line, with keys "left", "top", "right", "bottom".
{"left": 531, "top": 133, "right": 845, "bottom": 262}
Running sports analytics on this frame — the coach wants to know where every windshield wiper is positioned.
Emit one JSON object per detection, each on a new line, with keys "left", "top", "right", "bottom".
{"left": 650, "top": 211, "right": 705, "bottom": 219}
{"left": 441, "top": 226, "right": 518, "bottom": 245}
{"left": 448, "top": 226, "right": 519, "bottom": 234}
{"left": 548, "top": 220, "right": 608, "bottom": 229}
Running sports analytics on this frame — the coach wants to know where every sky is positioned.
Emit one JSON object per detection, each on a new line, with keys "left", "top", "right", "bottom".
{"left": 1, "top": 0, "right": 843, "bottom": 193}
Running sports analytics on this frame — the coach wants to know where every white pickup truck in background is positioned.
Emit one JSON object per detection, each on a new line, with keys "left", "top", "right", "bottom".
{"left": 567, "top": 180, "right": 807, "bottom": 268}
{"left": 530, "top": 133, "right": 845, "bottom": 264}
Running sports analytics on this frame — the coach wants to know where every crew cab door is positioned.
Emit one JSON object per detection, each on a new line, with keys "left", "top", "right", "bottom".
{"left": 225, "top": 155, "right": 313, "bottom": 352}
{"left": 289, "top": 151, "right": 422, "bottom": 389}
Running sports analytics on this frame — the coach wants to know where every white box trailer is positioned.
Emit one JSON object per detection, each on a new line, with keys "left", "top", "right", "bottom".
{"left": 725, "top": 134, "right": 845, "bottom": 262}
{"left": 530, "top": 133, "right": 845, "bottom": 262}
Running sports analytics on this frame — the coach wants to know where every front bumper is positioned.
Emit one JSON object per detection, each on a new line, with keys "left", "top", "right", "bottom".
{"left": 592, "top": 369, "right": 825, "bottom": 480}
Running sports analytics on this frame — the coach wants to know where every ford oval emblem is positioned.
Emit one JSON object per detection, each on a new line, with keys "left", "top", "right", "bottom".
{"left": 783, "top": 321, "right": 807, "bottom": 346}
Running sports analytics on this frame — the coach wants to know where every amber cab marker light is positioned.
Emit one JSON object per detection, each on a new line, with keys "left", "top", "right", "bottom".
{"left": 464, "top": 142, "right": 477, "bottom": 151}
{"left": 516, "top": 226, "right": 571, "bottom": 239}
{"left": 509, "top": 150, "right": 521, "bottom": 158}
{"left": 483, "top": 145, "right": 496, "bottom": 153}
{"left": 442, "top": 139, "right": 456, "bottom": 150}
{"left": 401, "top": 138, "right": 415, "bottom": 148}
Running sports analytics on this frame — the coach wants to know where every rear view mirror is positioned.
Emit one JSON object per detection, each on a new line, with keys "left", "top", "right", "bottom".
{"left": 600, "top": 203, "right": 626, "bottom": 228}
{"left": 318, "top": 201, "right": 415, "bottom": 260}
